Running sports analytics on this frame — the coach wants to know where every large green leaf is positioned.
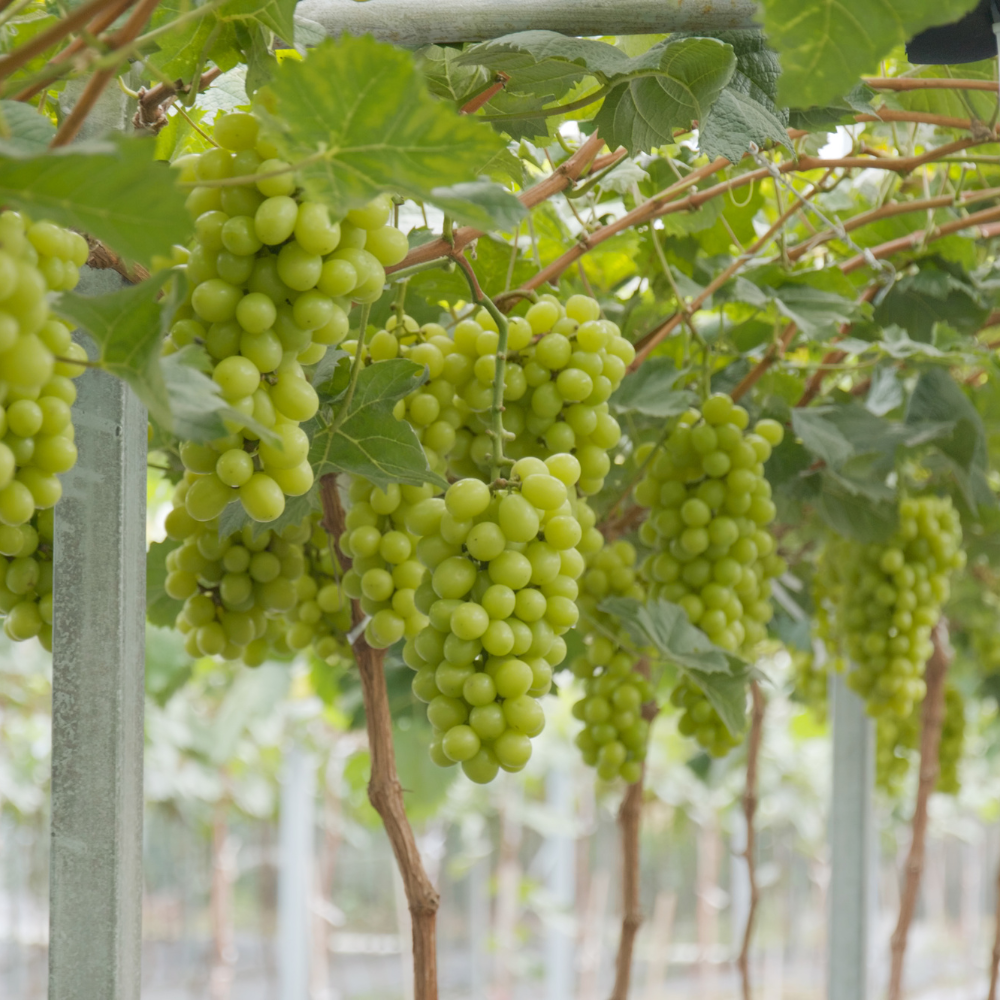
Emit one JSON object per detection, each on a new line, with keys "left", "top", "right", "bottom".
{"left": 700, "top": 87, "right": 789, "bottom": 163}
{"left": 259, "top": 36, "right": 505, "bottom": 218}
{"left": 610, "top": 357, "right": 698, "bottom": 419}
{"left": 591, "top": 38, "right": 735, "bottom": 154}
{"left": 759, "top": 0, "right": 980, "bottom": 108}
{"left": 428, "top": 180, "right": 526, "bottom": 232}
{"left": 459, "top": 31, "right": 631, "bottom": 99}
{"left": 601, "top": 597, "right": 745, "bottom": 675}
{"left": 306, "top": 359, "right": 448, "bottom": 491}
{"left": 418, "top": 44, "right": 490, "bottom": 104}
{"left": 0, "top": 100, "right": 55, "bottom": 156}
{"left": 53, "top": 275, "right": 173, "bottom": 429}
{"left": 0, "top": 139, "right": 188, "bottom": 266}
{"left": 601, "top": 597, "right": 750, "bottom": 736}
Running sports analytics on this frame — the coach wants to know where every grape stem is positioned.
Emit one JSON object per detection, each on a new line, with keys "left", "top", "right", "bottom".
{"left": 327, "top": 302, "right": 371, "bottom": 439}
{"left": 318, "top": 475, "right": 440, "bottom": 1000}
{"left": 887, "top": 625, "right": 951, "bottom": 1000}
{"left": 452, "top": 252, "right": 511, "bottom": 481}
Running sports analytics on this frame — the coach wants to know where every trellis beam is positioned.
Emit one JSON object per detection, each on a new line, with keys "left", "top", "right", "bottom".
{"left": 296, "top": 0, "right": 760, "bottom": 46}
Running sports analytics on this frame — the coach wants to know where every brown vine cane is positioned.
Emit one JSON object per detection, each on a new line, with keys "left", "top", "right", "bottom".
{"left": 319, "top": 474, "right": 441, "bottom": 1000}
{"left": 887, "top": 627, "right": 951, "bottom": 1000}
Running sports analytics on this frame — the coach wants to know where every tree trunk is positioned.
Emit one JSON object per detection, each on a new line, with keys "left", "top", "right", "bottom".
{"left": 887, "top": 627, "right": 950, "bottom": 1000}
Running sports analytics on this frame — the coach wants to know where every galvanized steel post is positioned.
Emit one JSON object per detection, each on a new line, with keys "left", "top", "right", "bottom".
{"left": 49, "top": 265, "right": 147, "bottom": 1000}
{"left": 828, "top": 669, "right": 875, "bottom": 1000}
{"left": 296, "top": 0, "right": 760, "bottom": 46}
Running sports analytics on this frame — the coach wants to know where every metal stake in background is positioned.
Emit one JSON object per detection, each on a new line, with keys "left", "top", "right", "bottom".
{"left": 279, "top": 746, "right": 317, "bottom": 1000}
{"left": 49, "top": 269, "right": 147, "bottom": 1000}
{"left": 297, "top": 0, "right": 760, "bottom": 46}
{"left": 828, "top": 668, "right": 875, "bottom": 1000}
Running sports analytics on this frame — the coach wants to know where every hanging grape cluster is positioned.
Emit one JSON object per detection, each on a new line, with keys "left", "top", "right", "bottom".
{"left": 570, "top": 538, "right": 654, "bottom": 782}
{"left": 163, "top": 495, "right": 308, "bottom": 663}
{"left": 815, "top": 495, "right": 964, "bottom": 718}
{"left": 340, "top": 476, "right": 432, "bottom": 650}
{"left": 282, "top": 513, "right": 353, "bottom": 662}
{"left": 443, "top": 294, "right": 633, "bottom": 491}
{"left": 633, "top": 393, "right": 784, "bottom": 754}
{"left": 165, "top": 111, "right": 408, "bottom": 524}
{"left": 0, "top": 211, "right": 89, "bottom": 647}
{"left": 403, "top": 460, "right": 584, "bottom": 783}
{"left": 875, "top": 682, "right": 965, "bottom": 796}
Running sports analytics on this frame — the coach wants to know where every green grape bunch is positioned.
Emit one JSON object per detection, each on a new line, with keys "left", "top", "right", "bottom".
{"left": 362, "top": 314, "right": 467, "bottom": 478}
{"left": 875, "top": 682, "right": 964, "bottom": 796}
{"left": 937, "top": 682, "right": 965, "bottom": 795}
{"left": 162, "top": 486, "right": 310, "bottom": 663}
{"left": 570, "top": 538, "right": 655, "bottom": 782}
{"left": 443, "top": 294, "right": 632, "bottom": 492}
{"left": 164, "top": 111, "right": 410, "bottom": 525}
{"left": 817, "top": 495, "right": 964, "bottom": 718}
{"left": 0, "top": 210, "right": 90, "bottom": 646}
{"left": 670, "top": 675, "right": 740, "bottom": 757}
{"left": 282, "top": 513, "right": 353, "bottom": 662}
{"left": 402, "top": 458, "right": 586, "bottom": 783}
{"left": 632, "top": 392, "right": 784, "bottom": 756}
{"left": 339, "top": 476, "right": 433, "bottom": 650}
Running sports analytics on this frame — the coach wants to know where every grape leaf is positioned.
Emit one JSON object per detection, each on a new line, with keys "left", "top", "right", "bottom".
{"left": 817, "top": 482, "right": 898, "bottom": 542}
{"left": 147, "top": 539, "right": 183, "bottom": 629}
{"left": 306, "top": 358, "right": 448, "bottom": 491}
{"left": 428, "top": 180, "right": 526, "bottom": 232}
{"left": 610, "top": 357, "right": 698, "bottom": 418}
{"left": 0, "top": 139, "right": 188, "bottom": 266}
{"left": 222, "top": 0, "right": 297, "bottom": 44}
{"left": 758, "top": 0, "right": 981, "bottom": 108}
{"left": 602, "top": 596, "right": 749, "bottom": 736}
{"left": 0, "top": 100, "right": 55, "bottom": 156}
{"left": 700, "top": 87, "right": 789, "bottom": 163}
{"left": 601, "top": 597, "right": 746, "bottom": 676}
{"left": 418, "top": 44, "right": 489, "bottom": 105}
{"left": 259, "top": 36, "right": 505, "bottom": 219}
{"left": 458, "top": 31, "right": 631, "bottom": 100}
{"left": 591, "top": 38, "right": 735, "bottom": 155}
{"left": 53, "top": 274, "right": 173, "bottom": 430}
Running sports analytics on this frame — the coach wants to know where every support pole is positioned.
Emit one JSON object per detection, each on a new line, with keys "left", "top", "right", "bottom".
{"left": 278, "top": 745, "right": 317, "bottom": 1000}
{"left": 297, "top": 0, "right": 760, "bottom": 46}
{"left": 827, "top": 670, "right": 874, "bottom": 1000}
{"left": 545, "top": 765, "right": 575, "bottom": 1000}
{"left": 49, "top": 271, "right": 147, "bottom": 1000}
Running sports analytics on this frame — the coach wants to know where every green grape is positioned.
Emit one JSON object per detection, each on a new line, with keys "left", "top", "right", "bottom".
{"left": 815, "top": 494, "right": 964, "bottom": 719}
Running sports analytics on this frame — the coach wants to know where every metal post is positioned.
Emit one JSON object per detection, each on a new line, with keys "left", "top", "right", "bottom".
{"left": 828, "top": 670, "right": 874, "bottom": 1000}
{"left": 297, "top": 0, "right": 759, "bottom": 46}
{"left": 278, "top": 745, "right": 316, "bottom": 1000}
{"left": 545, "top": 765, "right": 575, "bottom": 1000}
{"left": 49, "top": 266, "right": 147, "bottom": 1000}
